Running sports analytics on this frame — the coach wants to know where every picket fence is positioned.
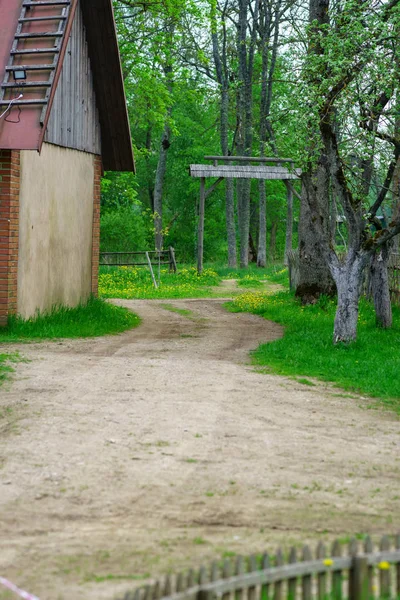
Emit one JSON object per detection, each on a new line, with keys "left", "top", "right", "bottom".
{"left": 116, "top": 535, "right": 400, "bottom": 600}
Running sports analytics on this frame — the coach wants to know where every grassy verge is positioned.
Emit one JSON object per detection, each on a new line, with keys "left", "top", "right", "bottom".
{"left": 228, "top": 291, "right": 400, "bottom": 411}
{"left": 99, "top": 266, "right": 220, "bottom": 299}
{"left": 0, "top": 297, "right": 140, "bottom": 341}
{"left": 209, "top": 262, "right": 288, "bottom": 285}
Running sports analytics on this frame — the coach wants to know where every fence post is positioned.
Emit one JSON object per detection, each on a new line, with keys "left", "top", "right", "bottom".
{"left": 379, "top": 536, "right": 391, "bottom": 598}
{"left": 396, "top": 534, "right": 400, "bottom": 599}
{"left": 169, "top": 246, "right": 177, "bottom": 273}
{"left": 146, "top": 251, "right": 158, "bottom": 289}
{"left": 351, "top": 556, "right": 368, "bottom": 600}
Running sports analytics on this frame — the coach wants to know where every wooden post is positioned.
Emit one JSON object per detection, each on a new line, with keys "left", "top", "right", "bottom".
{"left": 396, "top": 534, "right": 400, "bottom": 599}
{"left": 197, "top": 177, "right": 205, "bottom": 274}
{"left": 348, "top": 538, "right": 359, "bottom": 600}
{"left": 379, "top": 536, "right": 391, "bottom": 598}
{"left": 288, "top": 547, "right": 297, "bottom": 600}
{"left": 274, "top": 548, "right": 283, "bottom": 600}
{"left": 169, "top": 246, "right": 177, "bottom": 273}
{"left": 302, "top": 546, "right": 312, "bottom": 600}
{"left": 284, "top": 182, "right": 293, "bottom": 266}
{"left": 331, "top": 540, "right": 343, "bottom": 600}
{"left": 146, "top": 252, "right": 158, "bottom": 289}
{"left": 352, "top": 556, "right": 368, "bottom": 600}
{"left": 261, "top": 553, "right": 270, "bottom": 600}
{"left": 316, "top": 541, "right": 327, "bottom": 600}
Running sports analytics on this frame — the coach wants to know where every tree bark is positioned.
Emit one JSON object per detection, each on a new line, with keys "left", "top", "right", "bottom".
{"left": 235, "top": 0, "right": 259, "bottom": 268}
{"left": 212, "top": 19, "right": 237, "bottom": 267}
{"left": 284, "top": 184, "right": 293, "bottom": 265}
{"left": 153, "top": 123, "right": 171, "bottom": 251}
{"left": 269, "top": 220, "right": 278, "bottom": 260}
{"left": 330, "top": 253, "right": 366, "bottom": 344}
{"left": 370, "top": 244, "right": 392, "bottom": 328}
{"left": 257, "top": 180, "right": 267, "bottom": 266}
{"left": 296, "top": 171, "right": 336, "bottom": 302}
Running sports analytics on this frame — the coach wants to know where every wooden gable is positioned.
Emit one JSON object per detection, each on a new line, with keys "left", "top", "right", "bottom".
{"left": 45, "top": 1, "right": 101, "bottom": 155}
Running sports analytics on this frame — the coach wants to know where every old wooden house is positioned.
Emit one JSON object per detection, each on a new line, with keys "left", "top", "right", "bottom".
{"left": 0, "top": 0, "right": 134, "bottom": 324}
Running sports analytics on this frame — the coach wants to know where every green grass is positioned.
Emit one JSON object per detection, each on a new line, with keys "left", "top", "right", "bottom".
{"left": 159, "top": 304, "right": 194, "bottom": 318}
{"left": 237, "top": 277, "right": 264, "bottom": 288}
{"left": 0, "top": 352, "right": 22, "bottom": 383}
{"left": 228, "top": 291, "right": 400, "bottom": 411}
{"left": 0, "top": 297, "right": 140, "bottom": 341}
{"left": 209, "top": 262, "right": 287, "bottom": 283}
{"left": 99, "top": 265, "right": 220, "bottom": 299}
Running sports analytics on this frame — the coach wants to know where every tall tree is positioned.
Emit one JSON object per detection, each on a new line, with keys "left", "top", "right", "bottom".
{"left": 298, "top": 0, "right": 400, "bottom": 342}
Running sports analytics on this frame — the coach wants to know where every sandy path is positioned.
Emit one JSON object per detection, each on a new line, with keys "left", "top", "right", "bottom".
{"left": 0, "top": 299, "right": 399, "bottom": 600}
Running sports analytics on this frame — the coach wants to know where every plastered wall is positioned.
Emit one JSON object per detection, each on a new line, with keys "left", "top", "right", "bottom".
{"left": 17, "top": 143, "right": 95, "bottom": 318}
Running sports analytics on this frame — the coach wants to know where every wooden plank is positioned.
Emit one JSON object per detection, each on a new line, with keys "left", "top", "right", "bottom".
{"left": 348, "top": 538, "right": 359, "bottom": 599}
{"left": 247, "top": 555, "right": 257, "bottom": 600}
{"left": 146, "top": 252, "right": 158, "bottom": 289}
{"left": 197, "top": 177, "right": 205, "bottom": 274}
{"left": 222, "top": 559, "right": 233, "bottom": 600}
{"left": 235, "top": 556, "right": 245, "bottom": 600}
{"left": 379, "top": 536, "right": 391, "bottom": 598}
{"left": 396, "top": 535, "right": 400, "bottom": 600}
{"left": 274, "top": 548, "right": 283, "bottom": 600}
{"left": 288, "top": 547, "right": 297, "bottom": 600}
{"left": 364, "top": 536, "right": 374, "bottom": 600}
{"left": 187, "top": 569, "right": 196, "bottom": 589}
{"left": 352, "top": 556, "right": 368, "bottom": 600}
{"left": 169, "top": 246, "right": 177, "bottom": 273}
{"left": 260, "top": 554, "right": 270, "bottom": 600}
{"left": 316, "top": 542, "right": 326, "bottom": 600}
{"left": 331, "top": 540, "right": 343, "bottom": 600}
{"left": 204, "top": 156, "right": 295, "bottom": 164}
{"left": 152, "top": 581, "right": 161, "bottom": 600}
{"left": 302, "top": 546, "right": 312, "bottom": 600}
{"left": 189, "top": 165, "right": 301, "bottom": 180}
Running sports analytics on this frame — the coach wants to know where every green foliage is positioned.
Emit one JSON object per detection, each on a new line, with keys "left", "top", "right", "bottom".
{"left": 100, "top": 206, "right": 151, "bottom": 252}
{"left": 99, "top": 266, "right": 220, "bottom": 299}
{"left": 101, "top": 171, "right": 138, "bottom": 212}
{"left": 229, "top": 291, "right": 400, "bottom": 409}
{"left": 0, "top": 297, "right": 140, "bottom": 340}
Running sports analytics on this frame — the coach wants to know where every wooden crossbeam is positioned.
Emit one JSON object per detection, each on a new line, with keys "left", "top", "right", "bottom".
{"left": 190, "top": 164, "right": 301, "bottom": 180}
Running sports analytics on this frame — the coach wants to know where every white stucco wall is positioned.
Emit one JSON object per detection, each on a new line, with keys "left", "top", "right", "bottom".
{"left": 17, "top": 143, "right": 94, "bottom": 318}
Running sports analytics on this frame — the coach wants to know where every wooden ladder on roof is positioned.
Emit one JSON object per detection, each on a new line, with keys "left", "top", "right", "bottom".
{"left": 0, "top": 0, "right": 72, "bottom": 125}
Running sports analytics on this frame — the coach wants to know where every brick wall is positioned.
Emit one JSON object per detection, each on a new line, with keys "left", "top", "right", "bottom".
{"left": 0, "top": 150, "right": 20, "bottom": 326}
{"left": 91, "top": 154, "right": 102, "bottom": 296}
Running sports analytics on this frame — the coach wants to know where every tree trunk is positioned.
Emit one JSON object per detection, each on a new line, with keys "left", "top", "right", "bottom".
{"left": 226, "top": 179, "right": 236, "bottom": 267}
{"left": 331, "top": 254, "right": 366, "bottom": 344}
{"left": 296, "top": 172, "right": 336, "bottom": 302}
{"left": 153, "top": 124, "right": 170, "bottom": 251}
{"left": 370, "top": 244, "right": 392, "bottom": 328}
{"left": 257, "top": 179, "right": 267, "bottom": 267}
{"left": 284, "top": 184, "right": 293, "bottom": 265}
{"left": 269, "top": 220, "right": 278, "bottom": 260}
{"left": 249, "top": 232, "right": 257, "bottom": 263}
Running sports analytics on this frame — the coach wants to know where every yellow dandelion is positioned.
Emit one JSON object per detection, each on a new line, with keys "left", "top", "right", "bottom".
{"left": 378, "top": 561, "right": 390, "bottom": 571}
{"left": 323, "top": 559, "right": 334, "bottom": 567}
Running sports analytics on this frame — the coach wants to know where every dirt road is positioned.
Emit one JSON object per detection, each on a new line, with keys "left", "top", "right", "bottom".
{"left": 0, "top": 299, "right": 399, "bottom": 600}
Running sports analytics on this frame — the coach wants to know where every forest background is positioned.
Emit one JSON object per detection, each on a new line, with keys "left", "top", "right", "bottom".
{"left": 101, "top": 0, "right": 400, "bottom": 344}
{"left": 102, "top": 0, "right": 309, "bottom": 265}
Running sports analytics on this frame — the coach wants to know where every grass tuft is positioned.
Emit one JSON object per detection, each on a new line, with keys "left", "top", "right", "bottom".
{"left": 0, "top": 297, "right": 140, "bottom": 341}
{"left": 228, "top": 291, "right": 400, "bottom": 411}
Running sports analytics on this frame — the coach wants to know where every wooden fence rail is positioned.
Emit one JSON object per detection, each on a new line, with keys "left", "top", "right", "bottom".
{"left": 117, "top": 535, "right": 400, "bottom": 600}
{"left": 100, "top": 247, "right": 177, "bottom": 272}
